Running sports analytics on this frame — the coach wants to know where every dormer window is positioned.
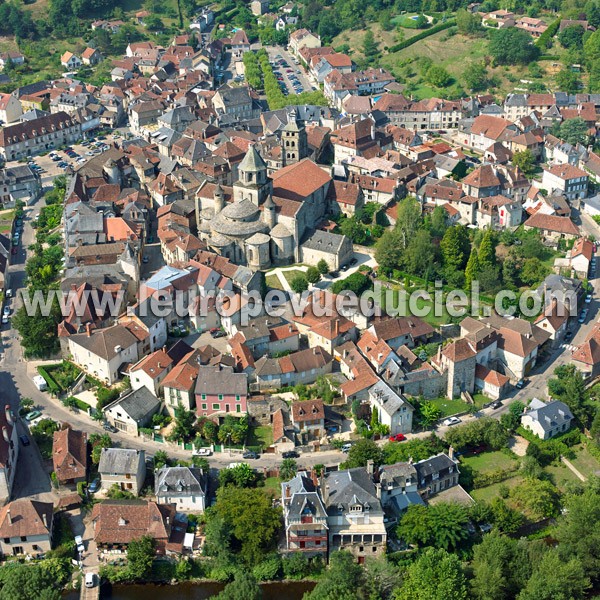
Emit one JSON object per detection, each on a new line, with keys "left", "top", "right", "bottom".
{"left": 350, "top": 504, "right": 362, "bottom": 513}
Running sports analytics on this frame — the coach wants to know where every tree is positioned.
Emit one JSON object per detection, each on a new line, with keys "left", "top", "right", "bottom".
{"left": 305, "top": 551, "right": 363, "bottom": 600}
{"left": 559, "top": 24, "right": 585, "bottom": 49}
{"left": 219, "top": 463, "right": 262, "bottom": 488}
{"left": 491, "top": 498, "right": 524, "bottom": 534}
{"left": 456, "top": 9, "right": 482, "bottom": 35}
{"left": 375, "top": 228, "right": 404, "bottom": 272}
{"left": 394, "top": 547, "right": 469, "bottom": 600}
{"left": 211, "top": 487, "right": 281, "bottom": 565}
{"left": 426, "top": 65, "right": 451, "bottom": 87}
{"left": 471, "top": 532, "right": 531, "bottom": 600}
{"left": 587, "top": 0, "right": 600, "bottom": 28}
{"left": 477, "top": 229, "right": 496, "bottom": 269}
{"left": 339, "top": 217, "right": 368, "bottom": 244}
{"left": 441, "top": 225, "right": 470, "bottom": 273}
{"left": 397, "top": 504, "right": 432, "bottom": 546}
{"left": 290, "top": 274, "right": 309, "bottom": 294}
{"left": 214, "top": 571, "right": 262, "bottom": 600}
{"left": 153, "top": 450, "right": 170, "bottom": 470}
{"left": 428, "top": 503, "right": 470, "bottom": 550}
{"left": 512, "top": 150, "right": 536, "bottom": 176}
{"left": 89, "top": 433, "right": 112, "bottom": 464}
{"left": 279, "top": 458, "right": 298, "bottom": 481}
{"left": 489, "top": 28, "right": 540, "bottom": 65}
{"left": 430, "top": 205, "right": 448, "bottom": 238}
{"left": 317, "top": 259, "right": 330, "bottom": 275}
{"left": 201, "top": 419, "right": 219, "bottom": 443}
{"left": 344, "top": 438, "right": 383, "bottom": 468}
{"left": 168, "top": 404, "right": 197, "bottom": 443}
{"left": 555, "top": 69, "right": 581, "bottom": 94}
{"left": 395, "top": 197, "right": 422, "bottom": 250}
{"left": 555, "top": 483, "right": 600, "bottom": 581}
{"left": 127, "top": 536, "right": 156, "bottom": 581}
{"left": 464, "top": 61, "right": 489, "bottom": 92}
{"left": 558, "top": 117, "right": 589, "bottom": 145}
{"left": 518, "top": 549, "right": 590, "bottom": 600}
{"left": 520, "top": 257, "right": 549, "bottom": 286}
{"left": 465, "top": 248, "right": 480, "bottom": 290}
{"left": 306, "top": 266, "right": 321, "bottom": 285}
{"left": 419, "top": 402, "right": 443, "bottom": 428}
{"left": 362, "top": 30, "right": 380, "bottom": 64}
{"left": 547, "top": 364, "right": 592, "bottom": 425}
{"left": 13, "top": 300, "right": 61, "bottom": 359}
{"left": 0, "top": 563, "right": 61, "bottom": 600}
{"left": 510, "top": 478, "right": 560, "bottom": 519}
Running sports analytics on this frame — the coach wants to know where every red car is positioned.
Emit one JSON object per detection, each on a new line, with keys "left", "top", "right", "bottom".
{"left": 389, "top": 433, "right": 406, "bottom": 442}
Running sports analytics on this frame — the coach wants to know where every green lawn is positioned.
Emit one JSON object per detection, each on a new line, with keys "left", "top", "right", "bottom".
{"left": 247, "top": 425, "right": 273, "bottom": 450}
{"left": 461, "top": 450, "right": 518, "bottom": 475}
{"left": 471, "top": 474, "right": 524, "bottom": 504}
{"left": 472, "top": 393, "right": 490, "bottom": 409}
{"left": 428, "top": 397, "right": 467, "bottom": 418}
{"left": 265, "top": 274, "right": 284, "bottom": 290}
{"left": 281, "top": 269, "right": 306, "bottom": 285}
{"left": 568, "top": 444, "right": 600, "bottom": 479}
{"left": 544, "top": 462, "right": 582, "bottom": 492}
{"left": 264, "top": 476, "right": 282, "bottom": 496}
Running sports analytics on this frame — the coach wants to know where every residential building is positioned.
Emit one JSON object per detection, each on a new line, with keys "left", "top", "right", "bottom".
{"left": 195, "top": 364, "right": 248, "bottom": 416}
{"left": 367, "top": 379, "right": 414, "bottom": 435}
{"left": 52, "top": 427, "right": 88, "bottom": 485}
{"left": 91, "top": 500, "right": 184, "bottom": 554}
{"left": 289, "top": 29, "right": 321, "bottom": 56}
{"left": 103, "top": 387, "right": 162, "bottom": 436}
{"left": 60, "top": 52, "right": 82, "bottom": 70}
{"left": 0, "top": 93, "right": 22, "bottom": 124}
{"left": 0, "top": 500, "right": 53, "bottom": 557}
{"left": 0, "top": 405, "right": 19, "bottom": 503}
{"left": 0, "top": 165, "right": 42, "bottom": 207}
{"left": 291, "top": 399, "right": 325, "bottom": 442}
{"left": 281, "top": 472, "right": 328, "bottom": 556}
{"left": 542, "top": 163, "right": 589, "bottom": 203}
{"left": 521, "top": 398, "right": 574, "bottom": 440}
{"left": 321, "top": 465, "right": 387, "bottom": 562}
{"left": 155, "top": 466, "right": 207, "bottom": 513}
{"left": 98, "top": 448, "right": 146, "bottom": 496}
{"left": 414, "top": 452, "right": 460, "bottom": 499}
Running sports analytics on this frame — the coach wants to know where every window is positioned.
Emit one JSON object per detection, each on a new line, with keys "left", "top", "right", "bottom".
{"left": 201, "top": 394, "right": 206, "bottom": 400}
{"left": 235, "top": 395, "right": 240, "bottom": 401}
{"left": 218, "top": 394, "right": 223, "bottom": 400}
{"left": 236, "top": 405, "right": 241, "bottom": 413}
{"left": 20, "top": 536, "right": 26, "bottom": 542}
{"left": 202, "top": 403, "right": 207, "bottom": 410}
{"left": 212, "top": 403, "right": 220, "bottom": 410}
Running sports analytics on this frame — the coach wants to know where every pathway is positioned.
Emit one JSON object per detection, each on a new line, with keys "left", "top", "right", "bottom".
{"left": 561, "top": 456, "right": 587, "bottom": 482}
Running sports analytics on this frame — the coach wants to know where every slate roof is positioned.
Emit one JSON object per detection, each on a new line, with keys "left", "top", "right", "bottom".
{"left": 523, "top": 398, "right": 573, "bottom": 433}
{"left": 98, "top": 448, "right": 144, "bottom": 476}
{"left": 104, "top": 387, "right": 161, "bottom": 422}
{"left": 323, "top": 467, "right": 382, "bottom": 514}
{"left": 155, "top": 466, "right": 206, "bottom": 497}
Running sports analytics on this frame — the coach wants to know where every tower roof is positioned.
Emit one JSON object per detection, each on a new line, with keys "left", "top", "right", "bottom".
{"left": 239, "top": 144, "right": 266, "bottom": 173}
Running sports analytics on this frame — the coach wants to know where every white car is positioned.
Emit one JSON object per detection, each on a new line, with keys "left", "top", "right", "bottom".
{"left": 74, "top": 535, "right": 85, "bottom": 554}
{"left": 84, "top": 573, "right": 95, "bottom": 588}
{"left": 3, "top": 306, "right": 10, "bottom": 317}
{"left": 192, "top": 447, "right": 212, "bottom": 456}
{"left": 443, "top": 417, "right": 462, "bottom": 426}
{"left": 586, "top": 294, "right": 593, "bottom": 304}
{"left": 1, "top": 315, "right": 8, "bottom": 324}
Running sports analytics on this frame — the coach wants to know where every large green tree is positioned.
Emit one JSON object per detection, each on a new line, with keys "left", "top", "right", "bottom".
{"left": 344, "top": 439, "right": 384, "bottom": 468}
{"left": 489, "top": 28, "right": 540, "bottom": 65}
{"left": 211, "top": 487, "right": 281, "bottom": 565}
{"left": 214, "top": 571, "right": 262, "bottom": 600}
{"left": 126, "top": 536, "right": 156, "bottom": 581}
{"left": 394, "top": 547, "right": 469, "bottom": 600}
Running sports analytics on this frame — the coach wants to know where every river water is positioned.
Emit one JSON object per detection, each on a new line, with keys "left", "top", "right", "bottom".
{"left": 64, "top": 580, "right": 316, "bottom": 599}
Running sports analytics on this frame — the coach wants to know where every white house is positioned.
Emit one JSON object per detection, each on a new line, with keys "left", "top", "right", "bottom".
{"left": 155, "top": 466, "right": 207, "bottom": 512}
{"left": 103, "top": 387, "right": 162, "bottom": 436}
{"left": 67, "top": 324, "right": 140, "bottom": 385}
{"left": 521, "top": 398, "right": 574, "bottom": 440}
{"left": 0, "top": 93, "right": 22, "bottom": 124}
{"left": 128, "top": 349, "right": 173, "bottom": 396}
{"left": 367, "top": 379, "right": 413, "bottom": 435}
{"left": 60, "top": 52, "right": 82, "bottom": 70}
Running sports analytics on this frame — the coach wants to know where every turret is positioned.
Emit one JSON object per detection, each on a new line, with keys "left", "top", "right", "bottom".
{"left": 263, "top": 194, "right": 276, "bottom": 228}
{"left": 213, "top": 184, "right": 225, "bottom": 214}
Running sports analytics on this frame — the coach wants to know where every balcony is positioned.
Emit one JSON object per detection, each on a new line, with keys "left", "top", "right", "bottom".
{"left": 289, "top": 534, "right": 328, "bottom": 543}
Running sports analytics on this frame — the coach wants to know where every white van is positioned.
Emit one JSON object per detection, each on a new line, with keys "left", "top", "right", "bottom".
{"left": 84, "top": 573, "right": 95, "bottom": 588}
{"left": 32, "top": 375, "right": 48, "bottom": 392}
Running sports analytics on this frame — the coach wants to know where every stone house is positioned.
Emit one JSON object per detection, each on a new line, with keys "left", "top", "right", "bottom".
{"left": 103, "top": 387, "right": 162, "bottom": 436}
{"left": 52, "top": 427, "right": 88, "bottom": 485}
{"left": 98, "top": 448, "right": 146, "bottom": 496}
{"left": 521, "top": 398, "right": 573, "bottom": 440}
{"left": 0, "top": 500, "right": 53, "bottom": 557}
{"left": 155, "top": 466, "right": 207, "bottom": 513}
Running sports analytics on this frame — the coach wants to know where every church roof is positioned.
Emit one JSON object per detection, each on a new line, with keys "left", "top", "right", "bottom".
{"left": 238, "top": 144, "right": 266, "bottom": 172}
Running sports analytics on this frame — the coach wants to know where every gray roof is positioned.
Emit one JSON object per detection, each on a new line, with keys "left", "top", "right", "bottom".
{"left": 414, "top": 453, "right": 457, "bottom": 488}
{"left": 390, "top": 491, "right": 425, "bottom": 513}
{"left": 104, "top": 387, "right": 161, "bottom": 423}
{"left": 369, "top": 379, "right": 412, "bottom": 418}
{"left": 238, "top": 144, "right": 267, "bottom": 173}
{"left": 195, "top": 365, "right": 247, "bottom": 396}
{"left": 504, "top": 93, "right": 527, "bottom": 107}
{"left": 69, "top": 324, "right": 139, "bottom": 361}
{"left": 301, "top": 229, "right": 348, "bottom": 254}
{"left": 523, "top": 398, "right": 573, "bottom": 433}
{"left": 155, "top": 466, "right": 206, "bottom": 497}
{"left": 98, "top": 448, "right": 144, "bottom": 475}
{"left": 324, "top": 467, "right": 382, "bottom": 515}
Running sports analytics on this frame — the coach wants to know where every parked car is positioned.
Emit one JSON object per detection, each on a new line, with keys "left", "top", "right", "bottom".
{"left": 243, "top": 451, "right": 259, "bottom": 459}
{"left": 341, "top": 443, "right": 352, "bottom": 453}
{"left": 586, "top": 294, "right": 593, "bottom": 304}
{"left": 88, "top": 478, "right": 101, "bottom": 493}
{"left": 210, "top": 328, "right": 225, "bottom": 338}
{"left": 443, "top": 417, "right": 461, "bottom": 426}
{"left": 579, "top": 309, "right": 589, "bottom": 323}
{"left": 85, "top": 573, "right": 96, "bottom": 588}
{"left": 2, "top": 315, "right": 9, "bottom": 324}
{"left": 389, "top": 433, "right": 406, "bottom": 442}
{"left": 515, "top": 379, "right": 525, "bottom": 389}
{"left": 491, "top": 401, "right": 502, "bottom": 409}
{"left": 102, "top": 422, "right": 118, "bottom": 433}
{"left": 74, "top": 535, "right": 85, "bottom": 554}
{"left": 192, "top": 447, "right": 212, "bottom": 456}
{"left": 282, "top": 450, "right": 299, "bottom": 459}
{"left": 19, "top": 435, "right": 30, "bottom": 446}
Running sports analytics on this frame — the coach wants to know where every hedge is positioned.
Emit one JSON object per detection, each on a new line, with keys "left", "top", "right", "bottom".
{"left": 535, "top": 17, "right": 561, "bottom": 50}
{"left": 472, "top": 464, "right": 519, "bottom": 489}
{"left": 37, "top": 366, "right": 61, "bottom": 394}
{"left": 388, "top": 19, "right": 456, "bottom": 53}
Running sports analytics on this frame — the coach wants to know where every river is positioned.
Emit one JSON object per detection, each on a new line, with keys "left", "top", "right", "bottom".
{"left": 64, "top": 580, "right": 316, "bottom": 600}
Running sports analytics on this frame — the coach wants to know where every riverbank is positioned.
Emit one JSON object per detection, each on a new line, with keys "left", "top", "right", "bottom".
{"left": 64, "top": 579, "right": 316, "bottom": 600}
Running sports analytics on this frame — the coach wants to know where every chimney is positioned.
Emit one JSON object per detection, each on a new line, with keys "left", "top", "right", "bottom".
{"left": 5, "top": 405, "right": 13, "bottom": 426}
{"left": 285, "top": 484, "right": 291, "bottom": 498}
{"left": 6, "top": 509, "right": 11, "bottom": 525}
{"left": 310, "top": 469, "right": 319, "bottom": 487}
{"left": 2, "top": 427, "right": 8, "bottom": 443}
{"left": 166, "top": 516, "right": 170, "bottom": 525}
{"left": 366, "top": 459, "right": 374, "bottom": 476}
{"left": 86, "top": 322, "right": 92, "bottom": 337}
{"left": 408, "top": 456, "right": 413, "bottom": 464}
{"left": 448, "top": 446, "right": 455, "bottom": 461}
{"left": 42, "top": 513, "right": 47, "bottom": 528}
{"left": 437, "top": 344, "right": 442, "bottom": 362}
{"left": 375, "top": 482, "right": 381, "bottom": 500}
{"left": 333, "top": 319, "right": 339, "bottom": 338}
{"left": 377, "top": 352, "right": 383, "bottom": 363}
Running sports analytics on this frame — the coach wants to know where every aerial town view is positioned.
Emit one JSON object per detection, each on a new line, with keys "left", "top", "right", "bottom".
{"left": 0, "top": 0, "right": 599, "bottom": 598}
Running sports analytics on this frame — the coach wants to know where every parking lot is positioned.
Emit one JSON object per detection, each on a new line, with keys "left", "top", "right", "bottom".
{"left": 265, "top": 46, "right": 315, "bottom": 96}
